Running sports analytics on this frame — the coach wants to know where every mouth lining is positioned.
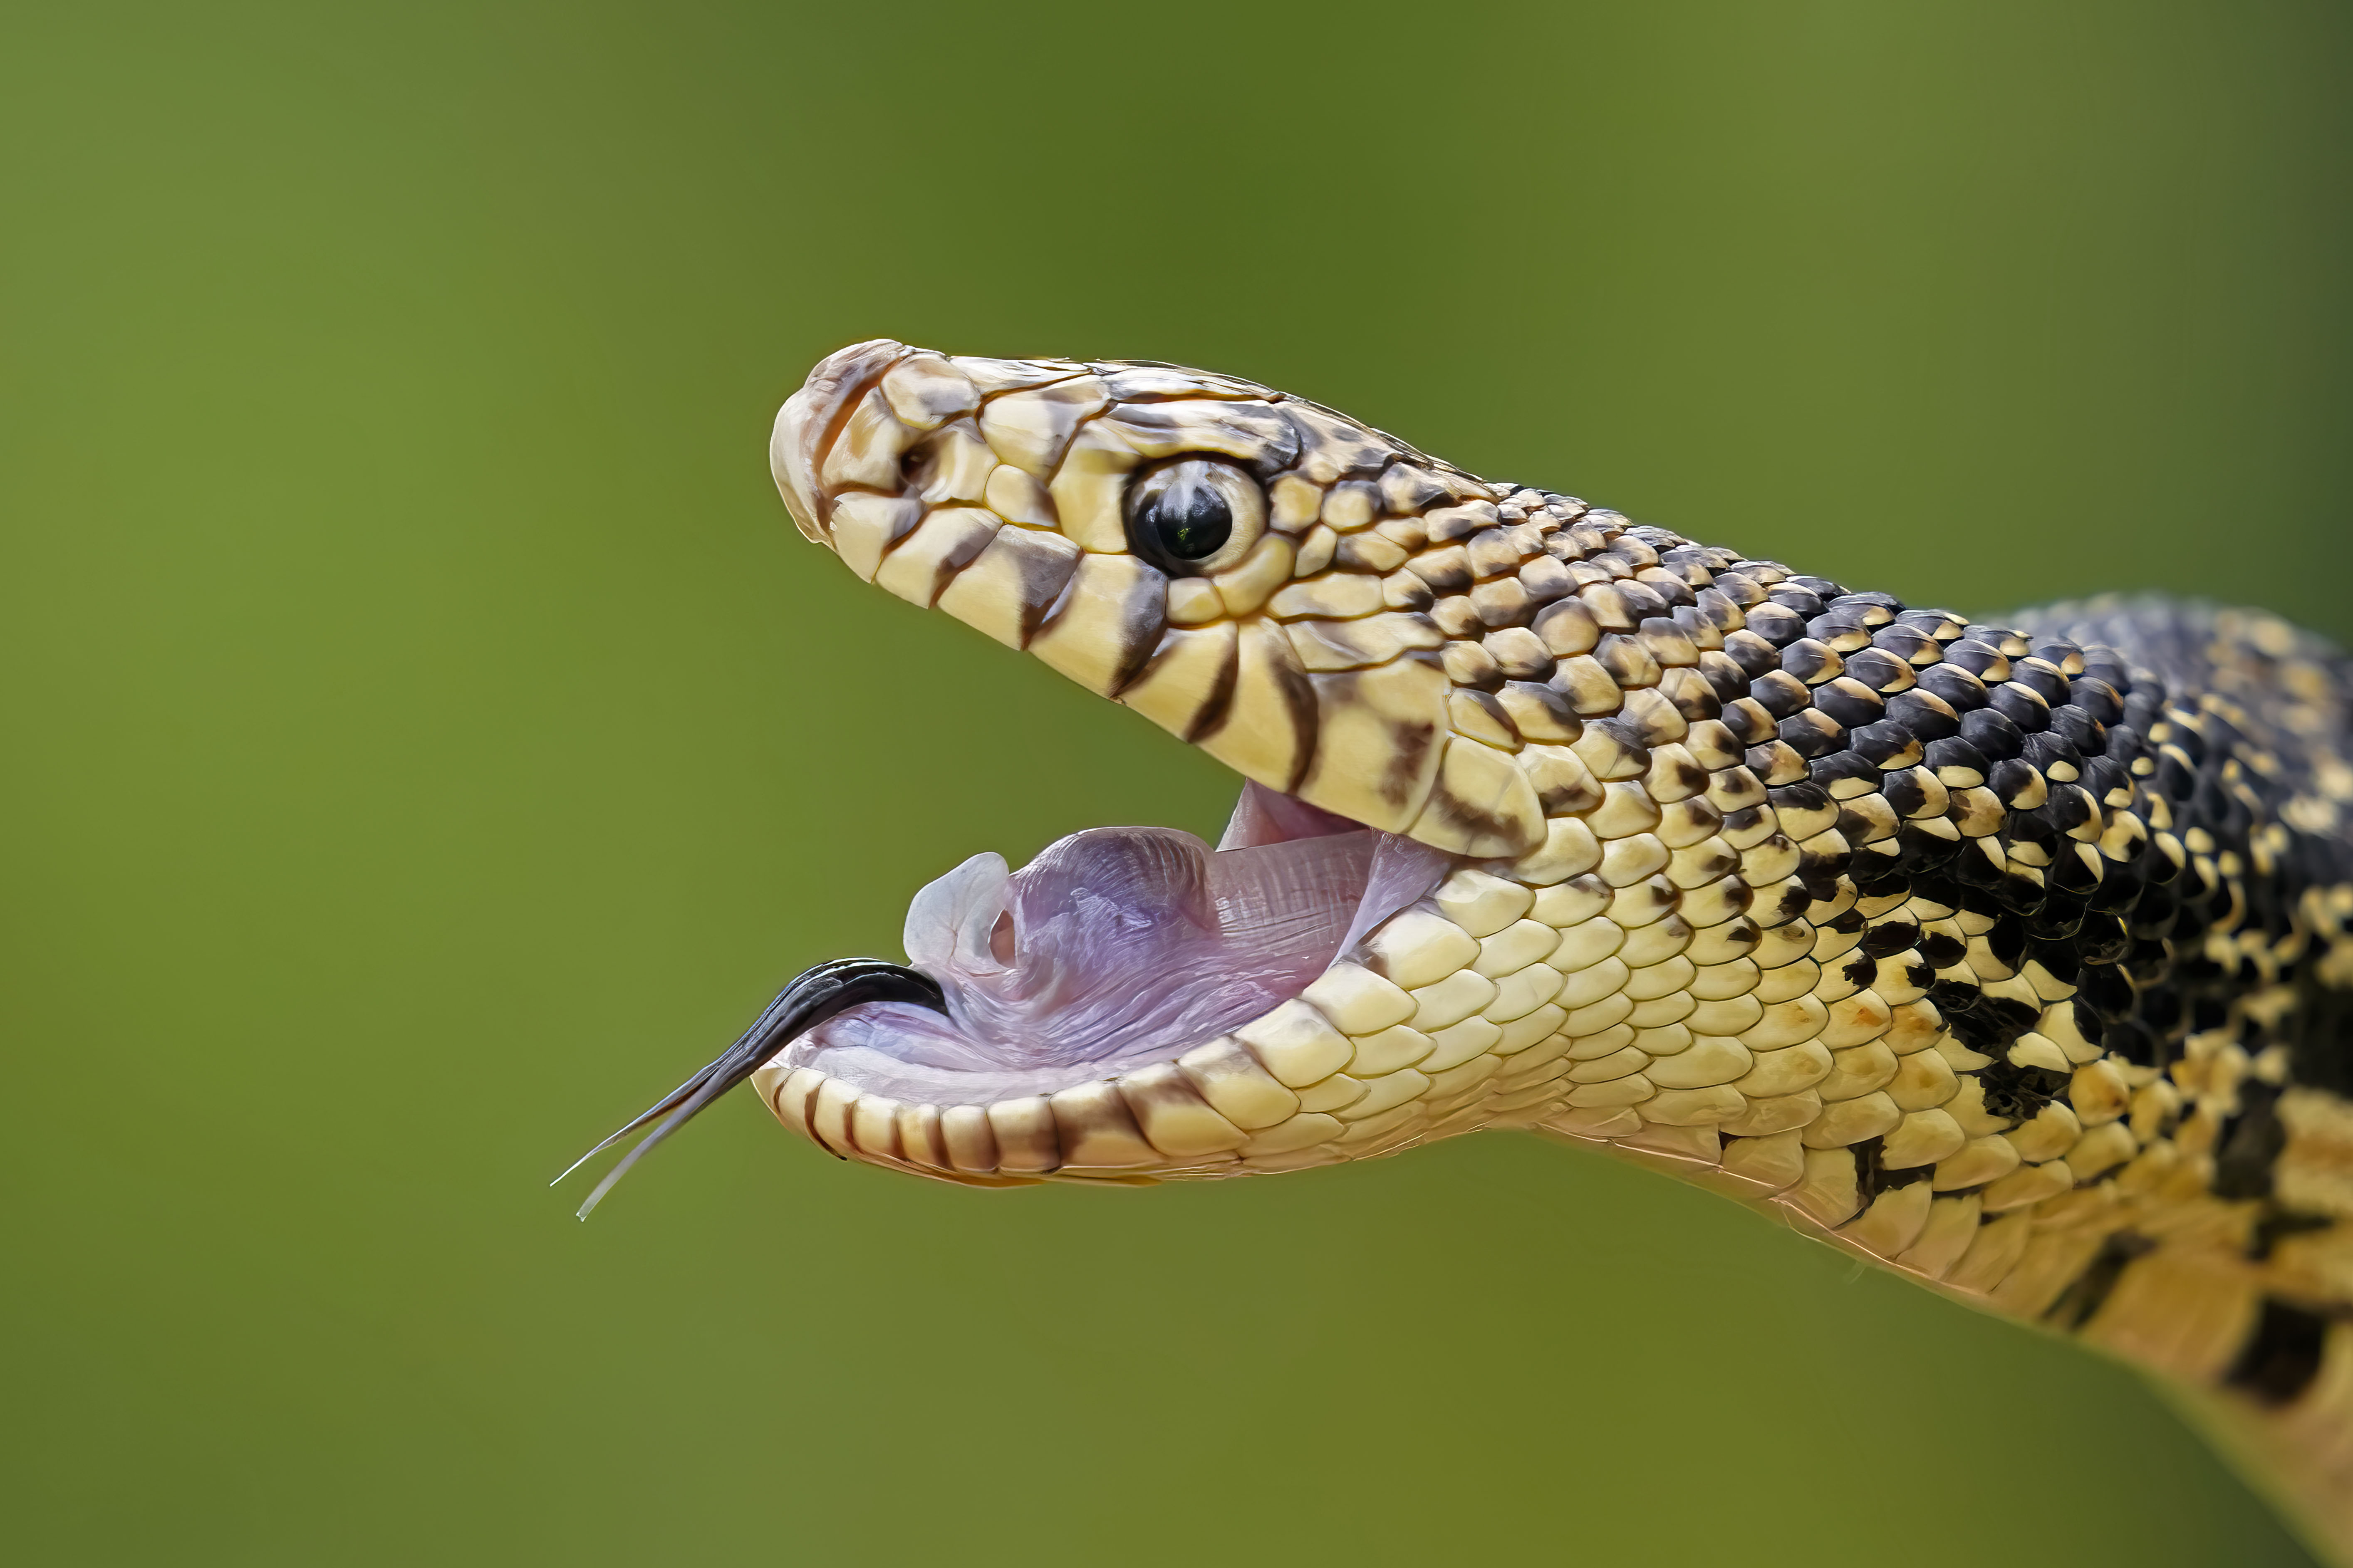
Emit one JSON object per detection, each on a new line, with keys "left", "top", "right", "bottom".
{"left": 786, "top": 782, "right": 1451, "bottom": 1107}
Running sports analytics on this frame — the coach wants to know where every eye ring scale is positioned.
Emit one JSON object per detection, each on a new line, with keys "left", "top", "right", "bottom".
{"left": 1123, "top": 455, "right": 1266, "bottom": 576}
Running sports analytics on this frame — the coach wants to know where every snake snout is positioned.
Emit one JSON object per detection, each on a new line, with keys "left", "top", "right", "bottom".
{"left": 770, "top": 337, "right": 914, "bottom": 542}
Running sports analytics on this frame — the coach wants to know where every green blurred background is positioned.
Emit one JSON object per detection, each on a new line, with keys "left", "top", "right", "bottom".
{"left": 6, "top": 1, "right": 2350, "bottom": 1563}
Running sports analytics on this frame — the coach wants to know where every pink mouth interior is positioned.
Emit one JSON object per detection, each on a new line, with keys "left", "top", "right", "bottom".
{"left": 787, "top": 784, "right": 1452, "bottom": 1105}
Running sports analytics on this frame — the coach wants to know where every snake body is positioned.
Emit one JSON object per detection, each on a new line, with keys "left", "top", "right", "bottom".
{"left": 601, "top": 339, "right": 2353, "bottom": 1557}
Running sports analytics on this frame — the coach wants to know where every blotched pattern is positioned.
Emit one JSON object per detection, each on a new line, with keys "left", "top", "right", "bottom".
{"left": 760, "top": 341, "right": 2353, "bottom": 1556}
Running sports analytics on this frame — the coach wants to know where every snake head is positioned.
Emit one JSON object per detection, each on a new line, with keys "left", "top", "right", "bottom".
{"left": 573, "top": 340, "right": 1780, "bottom": 1199}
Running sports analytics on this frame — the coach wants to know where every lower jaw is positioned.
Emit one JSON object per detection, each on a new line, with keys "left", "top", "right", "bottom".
{"left": 755, "top": 1060, "right": 1280, "bottom": 1185}
{"left": 753, "top": 1056, "right": 1422, "bottom": 1186}
{"left": 749, "top": 962, "right": 1585, "bottom": 1186}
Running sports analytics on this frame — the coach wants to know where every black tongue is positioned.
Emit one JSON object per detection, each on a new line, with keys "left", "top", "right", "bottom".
{"left": 553, "top": 958, "right": 946, "bottom": 1219}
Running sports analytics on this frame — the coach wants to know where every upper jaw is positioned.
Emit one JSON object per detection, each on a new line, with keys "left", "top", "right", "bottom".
{"left": 765, "top": 339, "right": 1562, "bottom": 869}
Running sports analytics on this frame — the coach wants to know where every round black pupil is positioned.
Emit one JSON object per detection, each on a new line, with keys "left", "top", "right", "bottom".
{"left": 1149, "top": 477, "right": 1232, "bottom": 561}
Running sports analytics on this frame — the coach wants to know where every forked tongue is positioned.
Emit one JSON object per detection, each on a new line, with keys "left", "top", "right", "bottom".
{"left": 553, "top": 958, "right": 947, "bottom": 1219}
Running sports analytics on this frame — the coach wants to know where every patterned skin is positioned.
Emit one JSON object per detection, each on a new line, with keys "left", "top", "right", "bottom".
{"left": 652, "top": 339, "right": 2353, "bottom": 1559}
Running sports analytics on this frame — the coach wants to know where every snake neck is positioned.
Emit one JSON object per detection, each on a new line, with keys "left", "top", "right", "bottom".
{"left": 1376, "top": 495, "right": 2353, "bottom": 1558}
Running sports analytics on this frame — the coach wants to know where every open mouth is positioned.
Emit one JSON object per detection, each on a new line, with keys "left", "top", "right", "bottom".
{"left": 559, "top": 338, "right": 1567, "bottom": 1213}
{"left": 561, "top": 781, "right": 1452, "bottom": 1212}
{"left": 796, "top": 784, "right": 1449, "bottom": 1108}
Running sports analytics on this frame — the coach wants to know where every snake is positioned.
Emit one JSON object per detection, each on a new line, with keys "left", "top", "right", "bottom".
{"left": 562, "top": 338, "right": 2353, "bottom": 1561}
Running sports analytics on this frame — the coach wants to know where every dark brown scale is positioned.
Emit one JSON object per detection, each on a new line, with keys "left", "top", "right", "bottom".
{"left": 2006, "top": 810, "right": 2060, "bottom": 864}
{"left": 1990, "top": 682, "right": 2053, "bottom": 732}
{"left": 1779, "top": 709, "right": 1845, "bottom": 759}
{"left": 1655, "top": 544, "right": 1714, "bottom": 583}
{"left": 1813, "top": 678, "right": 1885, "bottom": 728}
{"left": 1383, "top": 581, "right": 1440, "bottom": 616}
{"left": 1945, "top": 644, "right": 2011, "bottom": 685}
{"left": 1842, "top": 647, "right": 1912, "bottom": 692}
{"left": 2011, "top": 657, "right": 2073, "bottom": 705}
{"left": 2027, "top": 940, "right": 2083, "bottom": 985}
{"left": 1960, "top": 707, "right": 2026, "bottom": 760}
{"left": 1749, "top": 670, "right": 1811, "bottom": 719}
{"left": 2073, "top": 676, "right": 2126, "bottom": 727}
{"left": 1916, "top": 663, "right": 1989, "bottom": 710}
{"left": 1637, "top": 569, "right": 1698, "bottom": 609}
{"left": 2032, "top": 639, "right": 2088, "bottom": 675}
{"left": 2045, "top": 1233, "right": 2157, "bottom": 1330}
{"left": 1720, "top": 700, "right": 1776, "bottom": 747}
{"left": 2225, "top": 1300, "right": 2332, "bottom": 1405}
{"left": 1850, "top": 722, "right": 1922, "bottom": 769}
{"left": 1871, "top": 623, "right": 1942, "bottom": 665}
{"left": 1988, "top": 757, "right": 2043, "bottom": 808}
{"left": 1880, "top": 770, "right": 1929, "bottom": 818}
{"left": 1768, "top": 585, "right": 1827, "bottom": 620}
{"left": 1860, "top": 919, "right": 1921, "bottom": 957}
{"left": 1744, "top": 602, "right": 1807, "bottom": 646}
{"left": 2029, "top": 730, "right": 2091, "bottom": 785}
{"left": 2079, "top": 915, "right": 2133, "bottom": 965}
{"left": 1975, "top": 1059, "right": 2072, "bottom": 1120}
{"left": 1780, "top": 638, "right": 1843, "bottom": 685}
{"left": 1722, "top": 629, "right": 1783, "bottom": 677}
{"left": 1710, "top": 571, "right": 1767, "bottom": 608}
{"left": 1809, "top": 617, "right": 1876, "bottom": 654}
{"left": 1809, "top": 749, "right": 1881, "bottom": 796}
{"left": 2125, "top": 936, "right": 2172, "bottom": 985}
{"left": 2136, "top": 982, "right": 2185, "bottom": 1041}
{"left": 1885, "top": 689, "right": 1961, "bottom": 741}
{"left": 1697, "top": 650, "right": 1751, "bottom": 702}
{"left": 1852, "top": 1135, "right": 1935, "bottom": 1202}
{"left": 1595, "top": 634, "right": 1660, "bottom": 688}
{"left": 2047, "top": 707, "right": 2103, "bottom": 759}
{"left": 1895, "top": 609, "right": 1968, "bottom": 643}
{"left": 1668, "top": 603, "right": 1714, "bottom": 643}
{"left": 1694, "top": 588, "right": 1746, "bottom": 632}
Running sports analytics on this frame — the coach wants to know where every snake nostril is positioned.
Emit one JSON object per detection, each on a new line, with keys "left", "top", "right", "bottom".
{"left": 894, "top": 448, "right": 935, "bottom": 500}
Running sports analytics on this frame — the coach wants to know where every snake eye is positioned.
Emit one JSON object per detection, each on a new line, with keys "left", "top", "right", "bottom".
{"left": 1124, "top": 457, "right": 1265, "bottom": 576}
